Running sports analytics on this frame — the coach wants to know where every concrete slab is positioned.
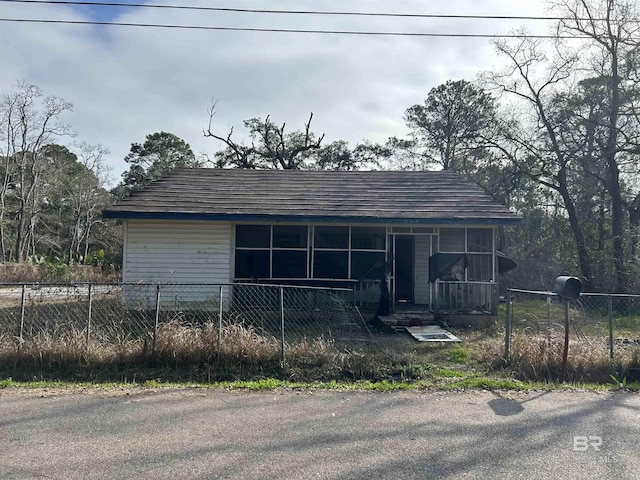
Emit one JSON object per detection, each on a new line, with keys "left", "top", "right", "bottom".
{"left": 406, "top": 325, "right": 461, "bottom": 342}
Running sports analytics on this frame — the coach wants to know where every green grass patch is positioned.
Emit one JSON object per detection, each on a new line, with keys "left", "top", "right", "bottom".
{"left": 447, "top": 346, "right": 470, "bottom": 364}
{"left": 0, "top": 376, "right": 630, "bottom": 392}
{"left": 0, "top": 377, "right": 15, "bottom": 388}
{"left": 433, "top": 368, "right": 467, "bottom": 378}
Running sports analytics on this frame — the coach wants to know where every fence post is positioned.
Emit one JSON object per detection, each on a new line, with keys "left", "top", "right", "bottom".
{"left": 217, "top": 285, "right": 224, "bottom": 359}
{"left": 152, "top": 284, "right": 161, "bottom": 355}
{"left": 547, "top": 295, "right": 552, "bottom": 347}
{"left": 561, "top": 299, "right": 570, "bottom": 382}
{"left": 608, "top": 294, "right": 614, "bottom": 362}
{"left": 86, "top": 283, "right": 93, "bottom": 352}
{"left": 504, "top": 290, "right": 512, "bottom": 358}
{"left": 280, "top": 286, "right": 285, "bottom": 364}
{"left": 18, "top": 284, "right": 26, "bottom": 350}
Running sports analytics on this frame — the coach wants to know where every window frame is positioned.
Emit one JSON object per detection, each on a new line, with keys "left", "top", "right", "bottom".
{"left": 233, "top": 224, "right": 389, "bottom": 281}
{"left": 234, "top": 224, "right": 310, "bottom": 280}
{"left": 437, "top": 227, "right": 495, "bottom": 282}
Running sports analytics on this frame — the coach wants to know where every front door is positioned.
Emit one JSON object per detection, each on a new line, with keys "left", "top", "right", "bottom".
{"left": 395, "top": 236, "right": 414, "bottom": 304}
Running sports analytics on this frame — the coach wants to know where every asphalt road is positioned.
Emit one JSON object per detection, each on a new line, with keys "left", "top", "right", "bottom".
{"left": 0, "top": 389, "right": 638, "bottom": 479}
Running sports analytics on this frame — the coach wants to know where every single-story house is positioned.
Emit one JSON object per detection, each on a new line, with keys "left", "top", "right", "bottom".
{"left": 102, "top": 168, "right": 520, "bottom": 315}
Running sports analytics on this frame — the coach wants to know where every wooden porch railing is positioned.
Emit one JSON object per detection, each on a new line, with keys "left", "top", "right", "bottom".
{"left": 436, "top": 281, "right": 497, "bottom": 315}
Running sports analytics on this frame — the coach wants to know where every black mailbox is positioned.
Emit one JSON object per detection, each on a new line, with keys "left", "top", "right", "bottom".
{"left": 553, "top": 276, "right": 582, "bottom": 300}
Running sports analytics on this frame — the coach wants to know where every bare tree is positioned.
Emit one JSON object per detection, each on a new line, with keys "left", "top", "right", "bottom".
{"left": 488, "top": 36, "right": 596, "bottom": 289}
{"left": 69, "top": 143, "right": 111, "bottom": 263}
{"left": 205, "top": 103, "right": 325, "bottom": 169}
{"left": 550, "top": 0, "right": 640, "bottom": 291}
{"left": 0, "top": 82, "right": 72, "bottom": 262}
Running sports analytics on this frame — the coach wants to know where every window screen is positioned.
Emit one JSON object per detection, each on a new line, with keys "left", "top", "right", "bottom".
{"left": 467, "top": 229, "right": 492, "bottom": 253}
{"left": 234, "top": 250, "right": 270, "bottom": 279}
{"left": 351, "top": 227, "right": 386, "bottom": 250}
{"left": 314, "top": 226, "right": 349, "bottom": 249}
{"left": 439, "top": 228, "right": 465, "bottom": 252}
{"left": 236, "top": 225, "right": 270, "bottom": 248}
{"left": 272, "top": 250, "right": 307, "bottom": 278}
{"left": 313, "top": 251, "right": 349, "bottom": 278}
{"left": 273, "top": 225, "right": 308, "bottom": 248}
{"left": 468, "top": 254, "right": 492, "bottom": 281}
{"left": 351, "top": 251, "right": 385, "bottom": 280}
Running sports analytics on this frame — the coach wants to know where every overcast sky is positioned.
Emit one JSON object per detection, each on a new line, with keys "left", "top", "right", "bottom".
{"left": 0, "top": 0, "right": 550, "bottom": 184}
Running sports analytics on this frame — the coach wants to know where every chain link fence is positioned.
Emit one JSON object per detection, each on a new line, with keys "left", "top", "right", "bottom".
{"left": 0, "top": 283, "right": 368, "bottom": 361}
{"left": 503, "top": 288, "right": 640, "bottom": 380}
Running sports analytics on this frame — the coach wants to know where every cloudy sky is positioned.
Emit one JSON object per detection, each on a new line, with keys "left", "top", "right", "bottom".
{"left": 0, "top": 0, "right": 550, "bottom": 184}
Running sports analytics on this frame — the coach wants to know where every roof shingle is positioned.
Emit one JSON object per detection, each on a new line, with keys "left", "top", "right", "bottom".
{"left": 102, "top": 168, "right": 521, "bottom": 225}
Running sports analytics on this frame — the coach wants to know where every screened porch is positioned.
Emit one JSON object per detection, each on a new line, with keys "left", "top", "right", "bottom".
{"left": 232, "top": 223, "right": 502, "bottom": 315}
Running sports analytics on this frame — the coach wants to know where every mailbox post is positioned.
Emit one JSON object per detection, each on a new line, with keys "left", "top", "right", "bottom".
{"left": 553, "top": 276, "right": 582, "bottom": 382}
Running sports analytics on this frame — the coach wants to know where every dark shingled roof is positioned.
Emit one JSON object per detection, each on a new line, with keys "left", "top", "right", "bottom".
{"left": 102, "top": 168, "right": 521, "bottom": 225}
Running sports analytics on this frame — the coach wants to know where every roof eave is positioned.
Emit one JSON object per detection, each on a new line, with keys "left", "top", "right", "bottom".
{"left": 101, "top": 210, "right": 522, "bottom": 226}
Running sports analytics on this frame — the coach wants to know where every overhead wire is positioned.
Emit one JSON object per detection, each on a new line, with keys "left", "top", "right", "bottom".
{"left": 0, "top": 18, "right": 581, "bottom": 37}
{"left": 0, "top": 0, "right": 618, "bottom": 38}
{"left": 0, "top": 0, "right": 597, "bottom": 22}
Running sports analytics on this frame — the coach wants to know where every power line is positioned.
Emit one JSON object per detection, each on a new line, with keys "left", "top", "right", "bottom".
{"left": 0, "top": 0, "right": 613, "bottom": 22}
{"left": 0, "top": 17, "right": 589, "bottom": 38}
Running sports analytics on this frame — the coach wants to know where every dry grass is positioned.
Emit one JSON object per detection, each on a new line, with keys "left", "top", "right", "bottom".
{"left": 0, "top": 320, "right": 448, "bottom": 384}
{"left": 483, "top": 330, "right": 640, "bottom": 384}
{"left": 2, "top": 318, "right": 639, "bottom": 386}
{"left": 0, "top": 264, "right": 118, "bottom": 283}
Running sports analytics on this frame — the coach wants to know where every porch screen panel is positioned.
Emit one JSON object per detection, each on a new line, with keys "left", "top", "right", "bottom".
{"left": 235, "top": 225, "right": 271, "bottom": 279}
{"left": 236, "top": 225, "right": 270, "bottom": 248}
{"left": 235, "top": 250, "right": 270, "bottom": 279}
{"left": 351, "top": 227, "right": 385, "bottom": 250}
{"left": 350, "top": 226, "right": 386, "bottom": 281}
{"left": 314, "top": 226, "right": 349, "bottom": 249}
{"left": 235, "top": 224, "right": 309, "bottom": 279}
{"left": 439, "top": 228, "right": 465, "bottom": 252}
{"left": 272, "top": 250, "right": 307, "bottom": 278}
{"left": 351, "top": 251, "right": 385, "bottom": 280}
{"left": 436, "top": 228, "right": 494, "bottom": 282}
{"left": 467, "top": 228, "right": 493, "bottom": 281}
{"left": 313, "top": 251, "right": 349, "bottom": 279}
{"left": 467, "top": 229, "right": 492, "bottom": 253}
{"left": 273, "top": 225, "right": 308, "bottom": 248}
{"left": 272, "top": 225, "right": 308, "bottom": 278}
{"left": 313, "top": 226, "right": 349, "bottom": 279}
{"left": 467, "top": 254, "right": 492, "bottom": 281}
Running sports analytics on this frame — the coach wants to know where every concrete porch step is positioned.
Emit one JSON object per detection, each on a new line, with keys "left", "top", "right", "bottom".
{"left": 377, "top": 311, "right": 436, "bottom": 328}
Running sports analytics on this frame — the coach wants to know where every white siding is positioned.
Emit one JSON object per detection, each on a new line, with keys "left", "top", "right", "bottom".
{"left": 414, "top": 235, "right": 431, "bottom": 305}
{"left": 124, "top": 219, "right": 231, "bottom": 283}
{"left": 123, "top": 220, "right": 232, "bottom": 308}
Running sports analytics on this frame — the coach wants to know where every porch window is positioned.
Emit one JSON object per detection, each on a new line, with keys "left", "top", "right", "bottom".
{"left": 234, "top": 225, "right": 309, "bottom": 279}
{"left": 440, "top": 228, "right": 465, "bottom": 252}
{"left": 313, "top": 226, "right": 349, "bottom": 278}
{"left": 272, "top": 225, "right": 308, "bottom": 278}
{"left": 314, "top": 226, "right": 349, "bottom": 249}
{"left": 236, "top": 225, "right": 270, "bottom": 248}
{"left": 313, "top": 251, "right": 349, "bottom": 279}
{"left": 351, "top": 251, "right": 385, "bottom": 279}
{"left": 273, "top": 225, "right": 308, "bottom": 248}
{"left": 235, "top": 224, "right": 388, "bottom": 282}
{"left": 312, "top": 226, "right": 387, "bottom": 280}
{"left": 467, "top": 229, "right": 492, "bottom": 281}
{"left": 437, "top": 228, "right": 494, "bottom": 282}
{"left": 351, "top": 227, "right": 385, "bottom": 250}
{"left": 350, "top": 227, "right": 386, "bottom": 280}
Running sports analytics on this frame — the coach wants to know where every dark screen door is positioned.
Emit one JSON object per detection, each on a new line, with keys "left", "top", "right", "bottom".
{"left": 395, "top": 236, "right": 414, "bottom": 303}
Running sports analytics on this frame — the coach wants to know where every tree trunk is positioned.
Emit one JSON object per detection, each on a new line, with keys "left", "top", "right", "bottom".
{"left": 557, "top": 169, "right": 593, "bottom": 291}
{"left": 605, "top": 48, "right": 626, "bottom": 293}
